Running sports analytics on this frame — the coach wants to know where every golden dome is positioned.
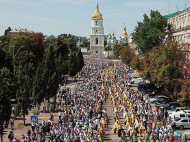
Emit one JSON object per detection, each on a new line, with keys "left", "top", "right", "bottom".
{"left": 92, "top": 2, "right": 103, "bottom": 20}
{"left": 123, "top": 26, "right": 127, "bottom": 36}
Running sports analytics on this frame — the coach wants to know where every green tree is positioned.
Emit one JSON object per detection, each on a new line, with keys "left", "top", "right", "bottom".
{"left": 62, "top": 60, "right": 69, "bottom": 75}
{"left": 29, "top": 32, "right": 45, "bottom": 65}
{"left": 32, "top": 62, "right": 46, "bottom": 106}
{"left": 141, "top": 41, "right": 184, "bottom": 94}
{"left": 104, "top": 46, "right": 110, "bottom": 51}
{"left": 57, "top": 34, "right": 77, "bottom": 52}
{"left": 15, "top": 63, "right": 33, "bottom": 125}
{"left": 0, "top": 35, "right": 10, "bottom": 50}
{"left": 44, "top": 36, "right": 57, "bottom": 49}
{"left": 14, "top": 50, "right": 35, "bottom": 74}
{"left": 0, "top": 48, "right": 12, "bottom": 71}
{"left": 4, "top": 27, "right": 11, "bottom": 36}
{"left": 69, "top": 53, "right": 79, "bottom": 78}
{"left": 32, "top": 45, "right": 69, "bottom": 105}
{"left": 55, "top": 38, "right": 69, "bottom": 60}
{"left": 113, "top": 44, "right": 126, "bottom": 58}
{"left": 120, "top": 46, "right": 136, "bottom": 66}
{"left": 43, "top": 46, "right": 59, "bottom": 100}
{"left": 0, "top": 68, "right": 15, "bottom": 142}
{"left": 9, "top": 32, "right": 45, "bottom": 71}
{"left": 83, "top": 41, "right": 90, "bottom": 48}
{"left": 8, "top": 32, "right": 30, "bottom": 55}
{"left": 133, "top": 10, "right": 169, "bottom": 55}
{"left": 130, "top": 55, "right": 142, "bottom": 70}
{"left": 77, "top": 49, "right": 84, "bottom": 72}
{"left": 32, "top": 46, "right": 64, "bottom": 105}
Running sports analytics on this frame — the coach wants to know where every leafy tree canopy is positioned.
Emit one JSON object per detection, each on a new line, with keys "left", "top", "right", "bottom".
{"left": 133, "top": 10, "right": 169, "bottom": 55}
{"left": 113, "top": 44, "right": 126, "bottom": 58}
{"left": 120, "top": 46, "right": 136, "bottom": 65}
{"left": 77, "top": 49, "right": 84, "bottom": 72}
{"left": 141, "top": 41, "right": 184, "bottom": 93}
{"left": 69, "top": 53, "right": 79, "bottom": 78}
{"left": 0, "top": 48, "right": 12, "bottom": 71}
{"left": 0, "top": 67, "right": 14, "bottom": 140}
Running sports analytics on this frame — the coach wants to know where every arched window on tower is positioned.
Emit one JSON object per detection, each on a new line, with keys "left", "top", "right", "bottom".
{"left": 96, "top": 21, "right": 98, "bottom": 26}
{"left": 96, "top": 38, "right": 98, "bottom": 44}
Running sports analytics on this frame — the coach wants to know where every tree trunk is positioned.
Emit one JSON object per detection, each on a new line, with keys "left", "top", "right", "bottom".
{"left": 23, "top": 114, "right": 25, "bottom": 125}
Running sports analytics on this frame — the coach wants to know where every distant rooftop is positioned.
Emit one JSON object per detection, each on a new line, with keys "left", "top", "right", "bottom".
{"left": 164, "top": 11, "right": 181, "bottom": 19}
{"left": 164, "top": 7, "right": 190, "bottom": 19}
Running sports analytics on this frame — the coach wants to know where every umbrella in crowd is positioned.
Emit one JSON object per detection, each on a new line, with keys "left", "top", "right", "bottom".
{"left": 174, "top": 131, "right": 182, "bottom": 137}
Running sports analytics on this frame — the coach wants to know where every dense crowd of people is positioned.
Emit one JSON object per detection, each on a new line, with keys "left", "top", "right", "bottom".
{"left": 8, "top": 55, "right": 110, "bottom": 142}
{"left": 7, "top": 54, "right": 188, "bottom": 142}
{"left": 103, "top": 62, "right": 183, "bottom": 142}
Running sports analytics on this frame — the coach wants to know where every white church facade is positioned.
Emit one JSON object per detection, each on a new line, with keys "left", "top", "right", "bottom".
{"left": 90, "top": 2, "right": 105, "bottom": 54}
{"left": 106, "top": 26, "right": 128, "bottom": 51}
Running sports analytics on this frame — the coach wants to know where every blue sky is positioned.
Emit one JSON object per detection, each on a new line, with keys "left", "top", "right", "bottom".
{"left": 0, "top": 0, "right": 189, "bottom": 38}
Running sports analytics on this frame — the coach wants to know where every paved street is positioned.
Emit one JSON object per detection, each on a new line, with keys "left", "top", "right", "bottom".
{"left": 104, "top": 95, "right": 120, "bottom": 142}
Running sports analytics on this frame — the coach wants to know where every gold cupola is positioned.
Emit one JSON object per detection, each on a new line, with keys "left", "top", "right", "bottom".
{"left": 92, "top": 2, "right": 103, "bottom": 20}
{"left": 123, "top": 26, "right": 128, "bottom": 36}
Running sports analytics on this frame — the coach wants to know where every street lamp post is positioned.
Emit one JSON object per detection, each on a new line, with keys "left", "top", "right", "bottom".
{"left": 55, "top": 45, "right": 62, "bottom": 54}
{"left": 13, "top": 46, "right": 24, "bottom": 75}
{"left": 0, "top": 41, "right": 8, "bottom": 49}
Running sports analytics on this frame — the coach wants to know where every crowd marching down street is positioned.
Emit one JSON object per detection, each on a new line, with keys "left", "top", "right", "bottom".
{"left": 8, "top": 54, "right": 187, "bottom": 142}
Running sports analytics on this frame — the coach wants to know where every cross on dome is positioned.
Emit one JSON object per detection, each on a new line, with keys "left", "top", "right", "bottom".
{"left": 92, "top": 1, "right": 103, "bottom": 20}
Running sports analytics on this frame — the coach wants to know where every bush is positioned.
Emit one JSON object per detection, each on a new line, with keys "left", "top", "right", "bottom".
{"left": 108, "top": 54, "right": 116, "bottom": 59}
{"left": 33, "top": 110, "right": 40, "bottom": 115}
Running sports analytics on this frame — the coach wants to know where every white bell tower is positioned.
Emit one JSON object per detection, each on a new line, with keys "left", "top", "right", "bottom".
{"left": 90, "top": 2, "right": 104, "bottom": 54}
